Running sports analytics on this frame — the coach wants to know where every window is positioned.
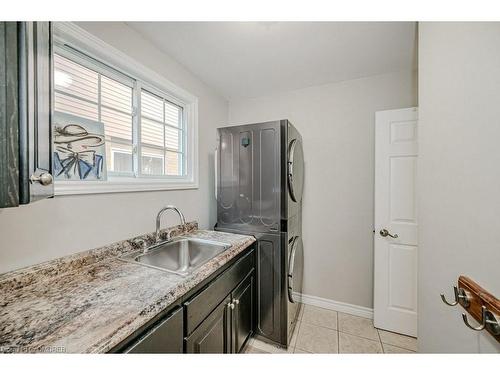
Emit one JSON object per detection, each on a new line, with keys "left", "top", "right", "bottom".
{"left": 140, "top": 90, "right": 184, "bottom": 176}
{"left": 52, "top": 22, "right": 198, "bottom": 195}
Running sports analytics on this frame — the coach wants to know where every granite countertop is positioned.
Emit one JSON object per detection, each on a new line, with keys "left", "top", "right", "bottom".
{"left": 0, "top": 222, "right": 255, "bottom": 353}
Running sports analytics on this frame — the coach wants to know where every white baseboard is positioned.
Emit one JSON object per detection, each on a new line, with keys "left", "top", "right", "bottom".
{"left": 293, "top": 292, "right": 374, "bottom": 319}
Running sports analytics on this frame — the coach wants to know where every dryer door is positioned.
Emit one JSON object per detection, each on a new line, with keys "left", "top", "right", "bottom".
{"left": 287, "top": 139, "right": 304, "bottom": 203}
{"left": 288, "top": 236, "right": 304, "bottom": 303}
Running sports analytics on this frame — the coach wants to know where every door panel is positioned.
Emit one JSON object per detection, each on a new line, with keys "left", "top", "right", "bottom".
{"left": 232, "top": 273, "right": 254, "bottom": 353}
{"left": 388, "top": 244, "right": 417, "bottom": 312}
{"left": 374, "top": 107, "right": 418, "bottom": 337}
{"left": 390, "top": 157, "right": 417, "bottom": 224}
{"left": 185, "top": 297, "right": 231, "bottom": 354}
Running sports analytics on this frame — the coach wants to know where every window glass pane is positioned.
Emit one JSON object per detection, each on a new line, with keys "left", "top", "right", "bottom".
{"left": 141, "top": 146, "right": 164, "bottom": 175}
{"left": 54, "top": 91, "right": 98, "bottom": 121}
{"left": 165, "top": 101, "right": 181, "bottom": 128}
{"left": 165, "top": 126, "right": 180, "bottom": 151}
{"left": 101, "top": 76, "right": 133, "bottom": 114}
{"left": 54, "top": 54, "right": 98, "bottom": 102}
{"left": 165, "top": 151, "right": 181, "bottom": 176}
{"left": 107, "top": 143, "right": 133, "bottom": 173}
{"left": 101, "top": 107, "right": 133, "bottom": 141}
{"left": 141, "top": 91, "right": 163, "bottom": 122}
{"left": 140, "top": 89, "right": 184, "bottom": 176}
{"left": 141, "top": 118, "right": 164, "bottom": 147}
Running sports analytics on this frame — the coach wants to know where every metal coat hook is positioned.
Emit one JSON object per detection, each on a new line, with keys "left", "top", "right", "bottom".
{"left": 462, "top": 305, "right": 500, "bottom": 335}
{"left": 440, "top": 286, "right": 470, "bottom": 307}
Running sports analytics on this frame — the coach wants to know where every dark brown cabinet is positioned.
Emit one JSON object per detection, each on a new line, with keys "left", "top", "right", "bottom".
{"left": 231, "top": 273, "right": 254, "bottom": 353}
{"left": 185, "top": 296, "right": 232, "bottom": 353}
{"left": 185, "top": 272, "right": 255, "bottom": 354}
{"left": 0, "top": 22, "right": 53, "bottom": 208}
{"left": 0, "top": 22, "right": 20, "bottom": 208}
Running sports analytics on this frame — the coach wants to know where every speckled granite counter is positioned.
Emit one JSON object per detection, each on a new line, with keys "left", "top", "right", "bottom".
{"left": 0, "top": 222, "right": 255, "bottom": 353}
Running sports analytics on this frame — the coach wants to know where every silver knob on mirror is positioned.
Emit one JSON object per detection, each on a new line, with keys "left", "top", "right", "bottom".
{"left": 30, "top": 172, "right": 53, "bottom": 186}
{"left": 380, "top": 229, "right": 398, "bottom": 239}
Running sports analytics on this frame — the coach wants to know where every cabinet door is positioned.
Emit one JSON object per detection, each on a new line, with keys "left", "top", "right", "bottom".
{"left": 232, "top": 272, "right": 254, "bottom": 353}
{"left": 0, "top": 22, "right": 20, "bottom": 208}
{"left": 18, "top": 22, "right": 54, "bottom": 204}
{"left": 125, "top": 307, "right": 183, "bottom": 353}
{"left": 185, "top": 297, "right": 231, "bottom": 354}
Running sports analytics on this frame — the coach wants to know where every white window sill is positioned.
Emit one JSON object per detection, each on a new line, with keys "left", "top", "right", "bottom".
{"left": 54, "top": 178, "right": 198, "bottom": 196}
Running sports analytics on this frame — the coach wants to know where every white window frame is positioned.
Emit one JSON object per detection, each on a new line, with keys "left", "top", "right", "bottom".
{"left": 53, "top": 22, "right": 199, "bottom": 195}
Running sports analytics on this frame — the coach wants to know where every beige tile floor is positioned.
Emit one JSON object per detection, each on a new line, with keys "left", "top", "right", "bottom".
{"left": 244, "top": 303, "right": 417, "bottom": 354}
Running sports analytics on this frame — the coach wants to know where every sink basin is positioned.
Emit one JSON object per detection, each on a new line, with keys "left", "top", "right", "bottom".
{"left": 120, "top": 237, "right": 231, "bottom": 276}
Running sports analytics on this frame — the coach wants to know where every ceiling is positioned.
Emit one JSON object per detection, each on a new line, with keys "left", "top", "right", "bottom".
{"left": 127, "top": 22, "right": 417, "bottom": 101}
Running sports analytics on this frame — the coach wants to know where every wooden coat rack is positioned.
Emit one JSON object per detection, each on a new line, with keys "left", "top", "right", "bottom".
{"left": 441, "top": 275, "right": 499, "bottom": 343}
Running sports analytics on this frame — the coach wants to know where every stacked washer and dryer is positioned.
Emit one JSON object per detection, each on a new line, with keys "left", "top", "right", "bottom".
{"left": 215, "top": 119, "right": 304, "bottom": 347}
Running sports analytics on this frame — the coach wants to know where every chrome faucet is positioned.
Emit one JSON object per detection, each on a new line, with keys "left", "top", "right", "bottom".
{"left": 155, "top": 205, "right": 186, "bottom": 243}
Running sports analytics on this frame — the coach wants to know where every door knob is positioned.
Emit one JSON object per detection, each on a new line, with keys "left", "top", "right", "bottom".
{"left": 380, "top": 229, "right": 398, "bottom": 238}
{"left": 30, "top": 172, "right": 53, "bottom": 186}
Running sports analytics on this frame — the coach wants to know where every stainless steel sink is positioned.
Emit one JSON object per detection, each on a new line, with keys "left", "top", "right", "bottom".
{"left": 120, "top": 237, "right": 231, "bottom": 276}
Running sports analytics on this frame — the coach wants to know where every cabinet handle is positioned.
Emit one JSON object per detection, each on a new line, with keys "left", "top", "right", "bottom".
{"left": 233, "top": 299, "right": 239, "bottom": 305}
{"left": 227, "top": 302, "right": 235, "bottom": 310}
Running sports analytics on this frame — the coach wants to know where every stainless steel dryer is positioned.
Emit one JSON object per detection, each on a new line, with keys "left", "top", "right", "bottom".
{"left": 215, "top": 119, "right": 304, "bottom": 347}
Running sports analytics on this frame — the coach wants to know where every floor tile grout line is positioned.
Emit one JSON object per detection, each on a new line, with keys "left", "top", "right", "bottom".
{"left": 379, "top": 342, "right": 417, "bottom": 352}
{"left": 336, "top": 325, "right": 380, "bottom": 342}
{"left": 377, "top": 328, "right": 384, "bottom": 354}
{"left": 301, "top": 321, "right": 338, "bottom": 331}
{"left": 301, "top": 321, "right": 338, "bottom": 332}
{"left": 340, "top": 330, "right": 384, "bottom": 343}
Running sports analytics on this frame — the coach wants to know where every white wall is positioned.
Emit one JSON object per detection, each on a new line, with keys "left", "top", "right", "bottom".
{"left": 229, "top": 70, "right": 417, "bottom": 308}
{"left": 418, "top": 23, "right": 500, "bottom": 353}
{"left": 0, "top": 22, "right": 227, "bottom": 274}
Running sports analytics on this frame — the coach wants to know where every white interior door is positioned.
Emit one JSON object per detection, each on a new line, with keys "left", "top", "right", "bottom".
{"left": 374, "top": 107, "right": 418, "bottom": 337}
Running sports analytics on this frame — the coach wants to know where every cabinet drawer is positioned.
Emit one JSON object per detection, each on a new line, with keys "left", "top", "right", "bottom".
{"left": 125, "top": 307, "right": 183, "bottom": 353}
{"left": 185, "top": 248, "right": 254, "bottom": 335}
